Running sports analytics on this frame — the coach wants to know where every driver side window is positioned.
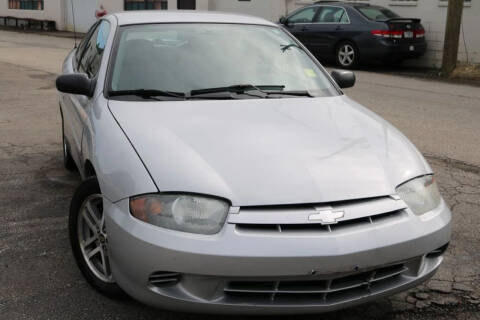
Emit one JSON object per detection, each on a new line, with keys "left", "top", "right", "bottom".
{"left": 78, "top": 20, "right": 111, "bottom": 78}
{"left": 74, "top": 22, "right": 99, "bottom": 69}
{"left": 288, "top": 7, "right": 318, "bottom": 24}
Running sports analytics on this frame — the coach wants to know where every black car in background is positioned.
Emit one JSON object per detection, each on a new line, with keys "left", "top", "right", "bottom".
{"left": 279, "top": 1, "right": 426, "bottom": 67}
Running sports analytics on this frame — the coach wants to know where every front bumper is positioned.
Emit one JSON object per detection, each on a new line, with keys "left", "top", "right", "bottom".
{"left": 105, "top": 198, "right": 451, "bottom": 314}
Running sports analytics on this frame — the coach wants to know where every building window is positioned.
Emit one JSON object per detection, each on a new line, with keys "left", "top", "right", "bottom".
{"left": 124, "top": 0, "right": 168, "bottom": 10}
{"left": 8, "top": 0, "right": 44, "bottom": 10}
{"left": 177, "top": 0, "right": 196, "bottom": 10}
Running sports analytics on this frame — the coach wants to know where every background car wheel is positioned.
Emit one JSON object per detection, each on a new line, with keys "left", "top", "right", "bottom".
{"left": 62, "top": 120, "right": 77, "bottom": 171}
{"left": 69, "top": 177, "right": 125, "bottom": 298}
{"left": 336, "top": 41, "right": 358, "bottom": 68}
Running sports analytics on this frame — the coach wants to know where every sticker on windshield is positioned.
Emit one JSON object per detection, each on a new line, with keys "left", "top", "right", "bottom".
{"left": 304, "top": 68, "right": 317, "bottom": 78}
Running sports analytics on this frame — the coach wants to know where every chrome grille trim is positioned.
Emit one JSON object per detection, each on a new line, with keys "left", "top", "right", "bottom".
{"left": 228, "top": 196, "right": 408, "bottom": 229}
{"left": 235, "top": 209, "right": 406, "bottom": 234}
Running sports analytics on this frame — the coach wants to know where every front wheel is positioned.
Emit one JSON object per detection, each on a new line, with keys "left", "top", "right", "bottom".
{"left": 69, "top": 177, "right": 124, "bottom": 298}
{"left": 336, "top": 42, "right": 358, "bottom": 68}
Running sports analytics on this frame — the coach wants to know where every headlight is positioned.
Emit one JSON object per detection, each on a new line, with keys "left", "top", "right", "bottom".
{"left": 396, "top": 175, "right": 441, "bottom": 216}
{"left": 129, "top": 194, "right": 229, "bottom": 235}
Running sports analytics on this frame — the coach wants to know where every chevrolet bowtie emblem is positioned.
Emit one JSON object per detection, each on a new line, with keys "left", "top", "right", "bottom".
{"left": 309, "top": 208, "right": 344, "bottom": 225}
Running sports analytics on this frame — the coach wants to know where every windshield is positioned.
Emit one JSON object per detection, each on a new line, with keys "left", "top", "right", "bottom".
{"left": 357, "top": 7, "right": 399, "bottom": 21}
{"left": 108, "top": 23, "right": 339, "bottom": 99}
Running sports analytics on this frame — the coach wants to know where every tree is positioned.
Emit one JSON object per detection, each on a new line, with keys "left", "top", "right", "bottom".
{"left": 441, "top": 0, "right": 464, "bottom": 76}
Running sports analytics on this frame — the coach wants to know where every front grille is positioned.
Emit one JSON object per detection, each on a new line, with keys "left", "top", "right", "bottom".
{"left": 224, "top": 263, "right": 408, "bottom": 304}
{"left": 148, "top": 271, "right": 181, "bottom": 287}
{"left": 235, "top": 209, "right": 405, "bottom": 234}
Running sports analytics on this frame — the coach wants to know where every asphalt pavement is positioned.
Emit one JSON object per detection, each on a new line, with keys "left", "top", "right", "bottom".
{"left": 0, "top": 29, "right": 479, "bottom": 320}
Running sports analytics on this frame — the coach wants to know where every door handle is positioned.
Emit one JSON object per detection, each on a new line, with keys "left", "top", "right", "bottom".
{"left": 335, "top": 26, "right": 343, "bottom": 31}
{"left": 301, "top": 27, "right": 309, "bottom": 31}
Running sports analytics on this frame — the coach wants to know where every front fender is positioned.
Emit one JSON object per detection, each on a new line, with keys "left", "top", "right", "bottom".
{"left": 81, "top": 95, "right": 158, "bottom": 202}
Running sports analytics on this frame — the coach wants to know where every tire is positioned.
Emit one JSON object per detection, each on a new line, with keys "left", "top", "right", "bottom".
{"left": 69, "top": 177, "right": 125, "bottom": 298}
{"left": 336, "top": 41, "right": 359, "bottom": 68}
{"left": 62, "top": 118, "right": 77, "bottom": 172}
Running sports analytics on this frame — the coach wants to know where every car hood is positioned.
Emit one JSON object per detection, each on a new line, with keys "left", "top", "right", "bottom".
{"left": 108, "top": 96, "right": 431, "bottom": 206}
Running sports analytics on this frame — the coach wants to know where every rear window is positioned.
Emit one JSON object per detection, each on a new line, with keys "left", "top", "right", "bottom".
{"left": 357, "top": 7, "right": 399, "bottom": 21}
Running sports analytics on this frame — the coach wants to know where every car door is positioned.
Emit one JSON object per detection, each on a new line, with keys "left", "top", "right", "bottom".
{"left": 61, "top": 22, "right": 98, "bottom": 165}
{"left": 65, "top": 20, "right": 110, "bottom": 164}
{"left": 308, "top": 6, "right": 351, "bottom": 57}
{"left": 283, "top": 6, "right": 319, "bottom": 49}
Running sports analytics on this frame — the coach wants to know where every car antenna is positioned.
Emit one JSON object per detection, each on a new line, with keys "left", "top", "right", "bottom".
{"left": 70, "top": 0, "right": 78, "bottom": 48}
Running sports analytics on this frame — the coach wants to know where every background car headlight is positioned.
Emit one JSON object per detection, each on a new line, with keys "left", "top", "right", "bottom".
{"left": 129, "top": 194, "right": 229, "bottom": 235}
{"left": 396, "top": 175, "right": 441, "bottom": 216}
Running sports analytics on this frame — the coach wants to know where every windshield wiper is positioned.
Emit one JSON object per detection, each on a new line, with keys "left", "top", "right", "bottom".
{"left": 190, "top": 85, "right": 314, "bottom": 99}
{"left": 108, "top": 87, "right": 312, "bottom": 101}
{"left": 280, "top": 43, "right": 307, "bottom": 53}
{"left": 108, "top": 89, "right": 186, "bottom": 100}
{"left": 190, "top": 84, "right": 285, "bottom": 97}
{"left": 263, "top": 90, "right": 314, "bottom": 97}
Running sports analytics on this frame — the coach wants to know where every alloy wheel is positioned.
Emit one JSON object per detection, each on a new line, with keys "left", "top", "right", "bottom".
{"left": 338, "top": 44, "right": 355, "bottom": 67}
{"left": 77, "top": 194, "right": 114, "bottom": 283}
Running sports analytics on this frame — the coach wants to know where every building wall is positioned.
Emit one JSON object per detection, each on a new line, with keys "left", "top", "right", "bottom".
{"left": 208, "top": 0, "right": 287, "bottom": 22}
{"left": 0, "top": 0, "right": 65, "bottom": 29}
{"left": 64, "top": 0, "right": 209, "bottom": 32}
{"left": 64, "top": 0, "right": 99, "bottom": 33}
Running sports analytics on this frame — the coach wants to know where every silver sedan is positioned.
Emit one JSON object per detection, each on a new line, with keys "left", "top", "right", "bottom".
{"left": 57, "top": 11, "right": 451, "bottom": 314}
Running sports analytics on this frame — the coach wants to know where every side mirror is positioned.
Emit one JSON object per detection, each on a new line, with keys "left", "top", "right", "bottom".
{"left": 56, "top": 73, "right": 95, "bottom": 97}
{"left": 331, "top": 70, "right": 355, "bottom": 89}
{"left": 279, "top": 16, "right": 288, "bottom": 25}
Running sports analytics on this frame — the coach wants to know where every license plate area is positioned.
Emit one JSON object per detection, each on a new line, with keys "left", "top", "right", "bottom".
{"left": 404, "top": 31, "right": 413, "bottom": 38}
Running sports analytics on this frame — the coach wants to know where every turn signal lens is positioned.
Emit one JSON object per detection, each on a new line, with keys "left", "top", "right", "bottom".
{"left": 130, "top": 197, "right": 163, "bottom": 222}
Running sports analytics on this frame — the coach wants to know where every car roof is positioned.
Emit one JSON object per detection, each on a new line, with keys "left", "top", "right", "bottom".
{"left": 112, "top": 10, "right": 277, "bottom": 27}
